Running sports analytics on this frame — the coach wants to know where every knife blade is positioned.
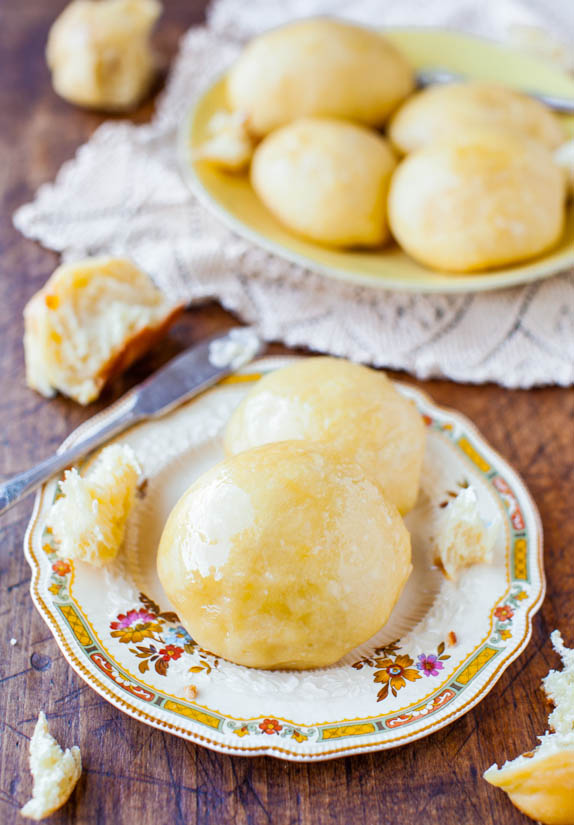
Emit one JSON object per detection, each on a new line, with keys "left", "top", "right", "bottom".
{"left": 416, "top": 69, "right": 574, "bottom": 114}
{"left": 0, "top": 327, "right": 263, "bottom": 516}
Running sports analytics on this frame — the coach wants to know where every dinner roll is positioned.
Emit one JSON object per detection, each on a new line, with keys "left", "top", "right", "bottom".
{"left": 157, "top": 442, "right": 412, "bottom": 669}
{"left": 388, "top": 133, "right": 566, "bottom": 272}
{"left": 251, "top": 118, "right": 397, "bottom": 247}
{"left": 46, "top": 0, "right": 161, "bottom": 111}
{"left": 24, "top": 257, "right": 182, "bottom": 404}
{"left": 224, "top": 357, "right": 425, "bottom": 515}
{"left": 227, "top": 18, "right": 414, "bottom": 137}
{"left": 388, "top": 82, "right": 566, "bottom": 155}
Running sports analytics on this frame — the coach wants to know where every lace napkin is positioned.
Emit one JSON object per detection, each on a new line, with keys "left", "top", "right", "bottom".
{"left": 14, "top": 0, "right": 574, "bottom": 387}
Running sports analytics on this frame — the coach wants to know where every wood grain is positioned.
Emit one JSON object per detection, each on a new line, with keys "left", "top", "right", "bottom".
{"left": 0, "top": 2, "right": 572, "bottom": 823}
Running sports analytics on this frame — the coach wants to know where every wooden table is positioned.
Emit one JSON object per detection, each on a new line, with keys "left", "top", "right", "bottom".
{"left": 0, "top": 3, "right": 572, "bottom": 823}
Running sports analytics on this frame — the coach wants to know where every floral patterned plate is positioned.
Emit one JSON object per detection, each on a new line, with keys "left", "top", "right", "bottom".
{"left": 25, "top": 356, "right": 544, "bottom": 761}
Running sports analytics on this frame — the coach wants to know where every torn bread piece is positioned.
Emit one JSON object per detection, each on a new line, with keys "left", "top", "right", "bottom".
{"left": 46, "top": 0, "right": 161, "bottom": 112}
{"left": 484, "top": 631, "right": 574, "bottom": 825}
{"left": 47, "top": 444, "right": 141, "bottom": 567}
{"left": 543, "top": 631, "right": 574, "bottom": 740}
{"left": 435, "top": 486, "right": 500, "bottom": 579}
{"left": 193, "top": 110, "right": 255, "bottom": 172}
{"left": 21, "top": 711, "right": 82, "bottom": 820}
{"left": 24, "top": 256, "right": 183, "bottom": 404}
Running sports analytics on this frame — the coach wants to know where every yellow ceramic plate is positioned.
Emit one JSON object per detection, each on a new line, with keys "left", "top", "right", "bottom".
{"left": 179, "top": 28, "right": 574, "bottom": 294}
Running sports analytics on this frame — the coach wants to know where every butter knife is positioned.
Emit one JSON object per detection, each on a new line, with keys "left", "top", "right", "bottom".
{"left": 416, "top": 69, "right": 574, "bottom": 114}
{"left": 0, "top": 327, "right": 263, "bottom": 517}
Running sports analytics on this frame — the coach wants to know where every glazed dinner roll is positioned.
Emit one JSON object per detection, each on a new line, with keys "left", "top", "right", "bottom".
{"left": 224, "top": 357, "right": 425, "bottom": 515}
{"left": 227, "top": 18, "right": 414, "bottom": 137}
{"left": 388, "top": 133, "right": 566, "bottom": 273}
{"left": 251, "top": 118, "right": 397, "bottom": 248}
{"left": 157, "top": 442, "right": 412, "bottom": 669}
{"left": 388, "top": 82, "right": 566, "bottom": 155}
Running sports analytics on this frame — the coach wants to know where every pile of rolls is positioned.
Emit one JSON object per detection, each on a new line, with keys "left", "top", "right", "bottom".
{"left": 198, "top": 18, "right": 569, "bottom": 273}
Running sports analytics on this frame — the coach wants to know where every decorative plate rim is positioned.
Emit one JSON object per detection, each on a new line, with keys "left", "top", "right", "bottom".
{"left": 178, "top": 27, "right": 574, "bottom": 297}
{"left": 24, "top": 357, "right": 545, "bottom": 761}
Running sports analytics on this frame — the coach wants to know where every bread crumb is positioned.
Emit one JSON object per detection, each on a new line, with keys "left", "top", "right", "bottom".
{"left": 447, "top": 631, "right": 457, "bottom": 647}
{"left": 194, "top": 110, "right": 255, "bottom": 172}
{"left": 184, "top": 685, "right": 198, "bottom": 701}
{"left": 47, "top": 444, "right": 140, "bottom": 566}
{"left": 21, "top": 711, "right": 82, "bottom": 820}
{"left": 435, "top": 486, "right": 500, "bottom": 579}
{"left": 543, "top": 630, "right": 574, "bottom": 736}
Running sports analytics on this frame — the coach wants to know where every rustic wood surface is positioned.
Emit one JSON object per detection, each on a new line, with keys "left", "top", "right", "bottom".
{"left": 0, "top": 2, "right": 572, "bottom": 823}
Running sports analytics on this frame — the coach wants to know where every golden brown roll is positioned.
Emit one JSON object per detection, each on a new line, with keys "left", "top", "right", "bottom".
{"left": 228, "top": 18, "right": 414, "bottom": 137}
{"left": 157, "top": 441, "right": 412, "bottom": 669}
{"left": 24, "top": 257, "right": 182, "bottom": 404}
{"left": 251, "top": 117, "right": 397, "bottom": 248}
{"left": 388, "top": 132, "right": 566, "bottom": 272}
{"left": 388, "top": 82, "right": 566, "bottom": 155}
{"left": 224, "top": 357, "right": 425, "bottom": 515}
{"left": 46, "top": 0, "right": 161, "bottom": 111}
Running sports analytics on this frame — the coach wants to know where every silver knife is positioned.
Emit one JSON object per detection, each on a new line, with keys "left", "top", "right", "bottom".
{"left": 0, "top": 327, "right": 263, "bottom": 516}
{"left": 416, "top": 69, "right": 574, "bottom": 114}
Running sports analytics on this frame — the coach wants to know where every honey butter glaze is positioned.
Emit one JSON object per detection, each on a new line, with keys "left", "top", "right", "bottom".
{"left": 157, "top": 442, "right": 412, "bottom": 670}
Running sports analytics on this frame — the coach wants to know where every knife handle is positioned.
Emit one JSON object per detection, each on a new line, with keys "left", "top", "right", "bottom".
{"left": 0, "top": 399, "right": 139, "bottom": 517}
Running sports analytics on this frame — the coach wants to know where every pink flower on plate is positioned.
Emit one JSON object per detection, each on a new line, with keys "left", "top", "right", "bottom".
{"left": 416, "top": 654, "right": 444, "bottom": 677}
{"left": 111, "top": 608, "right": 157, "bottom": 630}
